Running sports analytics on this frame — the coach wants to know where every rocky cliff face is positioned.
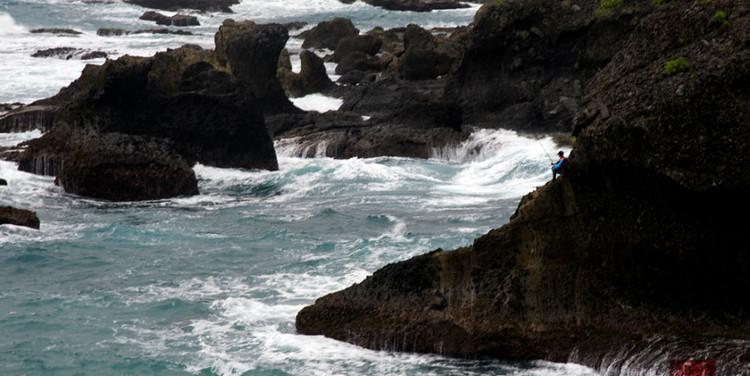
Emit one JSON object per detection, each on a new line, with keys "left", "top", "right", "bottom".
{"left": 447, "top": 0, "right": 646, "bottom": 132}
{"left": 297, "top": 1, "right": 750, "bottom": 373}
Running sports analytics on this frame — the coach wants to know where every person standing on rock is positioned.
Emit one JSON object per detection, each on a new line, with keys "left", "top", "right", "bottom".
{"left": 551, "top": 151, "right": 567, "bottom": 180}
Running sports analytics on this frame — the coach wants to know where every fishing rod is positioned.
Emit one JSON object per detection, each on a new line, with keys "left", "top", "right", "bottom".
{"left": 536, "top": 137, "right": 554, "bottom": 163}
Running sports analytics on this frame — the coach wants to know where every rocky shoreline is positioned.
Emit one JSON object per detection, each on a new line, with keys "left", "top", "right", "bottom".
{"left": 296, "top": 0, "right": 750, "bottom": 374}
{"left": 2, "top": 0, "right": 749, "bottom": 372}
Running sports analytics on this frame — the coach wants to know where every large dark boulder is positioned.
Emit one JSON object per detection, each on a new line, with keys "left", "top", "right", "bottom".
{"left": 20, "top": 129, "right": 198, "bottom": 201}
{"left": 0, "top": 207, "right": 40, "bottom": 230}
{"left": 124, "top": 0, "right": 237, "bottom": 12}
{"left": 299, "top": 18, "right": 359, "bottom": 50}
{"left": 215, "top": 19, "right": 298, "bottom": 114}
{"left": 0, "top": 178, "right": 7, "bottom": 186}
{"left": 297, "top": 1, "right": 750, "bottom": 374}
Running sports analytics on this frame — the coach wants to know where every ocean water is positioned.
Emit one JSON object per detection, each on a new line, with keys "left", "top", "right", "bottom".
{"left": 0, "top": 1, "right": 595, "bottom": 375}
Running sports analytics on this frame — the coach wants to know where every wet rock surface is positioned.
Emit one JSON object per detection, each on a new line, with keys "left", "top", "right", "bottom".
{"left": 0, "top": 207, "right": 40, "bottom": 230}
{"left": 139, "top": 11, "right": 200, "bottom": 26}
{"left": 31, "top": 47, "right": 108, "bottom": 60}
{"left": 124, "top": 0, "right": 238, "bottom": 12}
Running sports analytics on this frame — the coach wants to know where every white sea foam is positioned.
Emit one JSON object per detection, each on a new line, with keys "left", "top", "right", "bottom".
{"left": 290, "top": 93, "right": 343, "bottom": 112}
{"left": 0, "top": 12, "right": 27, "bottom": 35}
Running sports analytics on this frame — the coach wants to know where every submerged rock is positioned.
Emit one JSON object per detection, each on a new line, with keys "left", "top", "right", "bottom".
{"left": 297, "top": 1, "right": 750, "bottom": 373}
{"left": 96, "top": 28, "right": 194, "bottom": 36}
{"left": 30, "top": 28, "right": 83, "bottom": 35}
{"left": 31, "top": 47, "right": 107, "bottom": 60}
{"left": 0, "top": 207, "right": 40, "bottom": 230}
{"left": 124, "top": 0, "right": 238, "bottom": 12}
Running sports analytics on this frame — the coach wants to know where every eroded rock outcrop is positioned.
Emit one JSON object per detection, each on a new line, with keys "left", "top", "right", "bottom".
{"left": 18, "top": 21, "right": 289, "bottom": 200}
{"left": 139, "top": 11, "right": 200, "bottom": 26}
{"left": 297, "top": 1, "right": 750, "bottom": 374}
{"left": 215, "top": 19, "right": 298, "bottom": 114}
{"left": 0, "top": 207, "right": 40, "bottom": 230}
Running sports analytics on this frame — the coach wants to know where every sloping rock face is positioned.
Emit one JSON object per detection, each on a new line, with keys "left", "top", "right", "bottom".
{"left": 447, "top": 0, "right": 644, "bottom": 132}
{"left": 297, "top": 1, "right": 750, "bottom": 374}
{"left": 0, "top": 207, "right": 40, "bottom": 230}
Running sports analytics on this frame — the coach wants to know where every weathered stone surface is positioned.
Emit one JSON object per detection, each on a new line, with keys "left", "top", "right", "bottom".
{"left": 0, "top": 207, "right": 40, "bottom": 230}
{"left": 297, "top": 1, "right": 750, "bottom": 374}
{"left": 31, "top": 47, "right": 108, "bottom": 60}
{"left": 140, "top": 11, "right": 200, "bottom": 26}
{"left": 447, "top": 0, "right": 641, "bottom": 132}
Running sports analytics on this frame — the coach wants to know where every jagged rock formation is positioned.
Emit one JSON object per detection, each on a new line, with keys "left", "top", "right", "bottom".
{"left": 17, "top": 21, "right": 289, "bottom": 201}
{"left": 297, "top": 1, "right": 750, "bottom": 374}
{"left": 0, "top": 207, "right": 40, "bottom": 230}
{"left": 123, "top": 0, "right": 237, "bottom": 12}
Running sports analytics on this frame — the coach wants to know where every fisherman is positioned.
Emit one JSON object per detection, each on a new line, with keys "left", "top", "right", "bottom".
{"left": 551, "top": 151, "right": 567, "bottom": 180}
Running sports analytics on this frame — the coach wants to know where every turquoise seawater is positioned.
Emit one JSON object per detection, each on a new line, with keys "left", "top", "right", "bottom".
{"left": 0, "top": 129, "right": 590, "bottom": 375}
{"left": 0, "top": 1, "right": 594, "bottom": 374}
